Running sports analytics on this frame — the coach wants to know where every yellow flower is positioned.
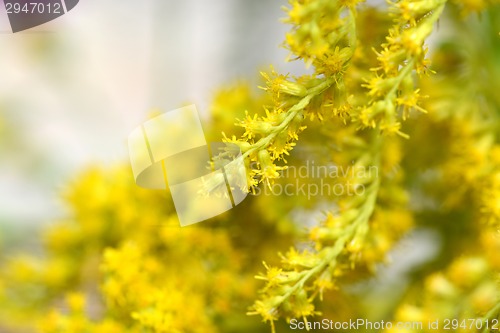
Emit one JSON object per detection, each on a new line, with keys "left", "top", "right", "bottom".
{"left": 66, "top": 292, "right": 86, "bottom": 313}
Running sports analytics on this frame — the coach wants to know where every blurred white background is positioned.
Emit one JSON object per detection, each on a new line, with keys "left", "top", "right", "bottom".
{"left": 0, "top": 0, "right": 309, "bottom": 235}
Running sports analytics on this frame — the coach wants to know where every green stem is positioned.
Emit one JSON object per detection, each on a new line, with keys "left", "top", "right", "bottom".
{"left": 481, "top": 301, "right": 500, "bottom": 333}
{"left": 241, "top": 77, "right": 336, "bottom": 160}
{"left": 278, "top": 173, "right": 381, "bottom": 305}
{"left": 273, "top": 131, "right": 382, "bottom": 307}
{"left": 386, "top": 59, "right": 415, "bottom": 100}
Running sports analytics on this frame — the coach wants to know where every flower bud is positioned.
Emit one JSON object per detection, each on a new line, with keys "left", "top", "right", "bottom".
{"left": 248, "top": 121, "right": 274, "bottom": 135}
{"left": 279, "top": 80, "right": 308, "bottom": 97}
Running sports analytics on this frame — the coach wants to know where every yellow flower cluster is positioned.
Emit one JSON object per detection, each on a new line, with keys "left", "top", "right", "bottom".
{"left": 382, "top": 10, "right": 500, "bottom": 331}
{"left": 0, "top": 167, "right": 289, "bottom": 333}
{"left": 283, "top": 0, "right": 360, "bottom": 70}
{"left": 387, "top": 245, "right": 500, "bottom": 333}
{"left": 219, "top": 0, "right": 361, "bottom": 193}
{"left": 249, "top": 125, "right": 416, "bottom": 329}
{"left": 223, "top": 72, "right": 336, "bottom": 191}
{"left": 353, "top": 0, "right": 446, "bottom": 137}
{"left": 247, "top": 1, "right": 500, "bottom": 331}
